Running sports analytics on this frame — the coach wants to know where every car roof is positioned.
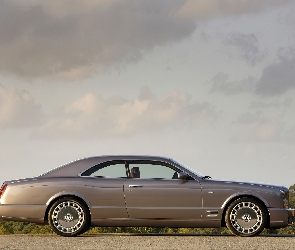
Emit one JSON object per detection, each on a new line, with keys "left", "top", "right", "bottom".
{"left": 39, "top": 155, "right": 173, "bottom": 178}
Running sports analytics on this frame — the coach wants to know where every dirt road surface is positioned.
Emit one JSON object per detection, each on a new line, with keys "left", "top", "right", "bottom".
{"left": 0, "top": 234, "right": 294, "bottom": 250}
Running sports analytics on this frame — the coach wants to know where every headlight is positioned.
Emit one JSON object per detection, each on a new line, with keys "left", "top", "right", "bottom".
{"left": 279, "top": 189, "right": 289, "bottom": 208}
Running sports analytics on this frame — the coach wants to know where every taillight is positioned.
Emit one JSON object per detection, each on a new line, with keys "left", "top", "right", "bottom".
{"left": 0, "top": 184, "right": 7, "bottom": 199}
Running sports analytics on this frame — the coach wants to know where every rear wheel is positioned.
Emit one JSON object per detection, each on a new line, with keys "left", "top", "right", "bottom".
{"left": 225, "top": 198, "right": 267, "bottom": 237}
{"left": 49, "top": 197, "right": 89, "bottom": 237}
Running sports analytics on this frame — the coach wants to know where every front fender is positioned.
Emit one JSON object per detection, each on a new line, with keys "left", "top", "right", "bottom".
{"left": 221, "top": 192, "right": 270, "bottom": 209}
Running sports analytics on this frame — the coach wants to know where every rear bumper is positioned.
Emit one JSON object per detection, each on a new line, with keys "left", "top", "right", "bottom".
{"left": 0, "top": 204, "right": 46, "bottom": 224}
{"left": 268, "top": 208, "right": 294, "bottom": 228}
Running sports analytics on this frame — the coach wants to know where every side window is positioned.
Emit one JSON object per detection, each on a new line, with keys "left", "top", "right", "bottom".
{"left": 82, "top": 162, "right": 127, "bottom": 178}
{"left": 129, "top": 162, "right": 177, "bottom": 179}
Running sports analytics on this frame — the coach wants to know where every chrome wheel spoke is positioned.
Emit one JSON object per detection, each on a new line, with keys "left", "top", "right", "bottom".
{"left": 51, "top": 201, "right": 85, "bottom": 234}
{"left": 229, "top": 201, "right": 263, "bottom": 234}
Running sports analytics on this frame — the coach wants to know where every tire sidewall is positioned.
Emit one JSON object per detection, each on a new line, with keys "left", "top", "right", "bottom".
{"left": 225, "top": 197, "right": 267, "bottom": 237}
{"left": 48, "top": 197, "right": 89, "bottom": 237}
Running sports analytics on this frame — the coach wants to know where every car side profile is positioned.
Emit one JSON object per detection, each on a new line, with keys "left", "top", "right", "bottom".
{"left": 0, "top": 155, "right": 293, "bottom": 237}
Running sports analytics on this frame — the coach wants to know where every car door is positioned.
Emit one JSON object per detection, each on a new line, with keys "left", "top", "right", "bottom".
{"left": 81, "top": 161, "right": 128, "bottom": 220}
{"left": 124, "top": 161, "right": 202, "bottom": 221}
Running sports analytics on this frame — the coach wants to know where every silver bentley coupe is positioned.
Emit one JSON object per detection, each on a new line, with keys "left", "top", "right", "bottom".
{"left": 0, "top": 155, "right": 293, "bottom": 237}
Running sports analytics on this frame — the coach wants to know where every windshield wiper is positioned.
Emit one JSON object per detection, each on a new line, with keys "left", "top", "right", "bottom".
{"left": 202, "top": 176, "right": 211, "bottom": 179}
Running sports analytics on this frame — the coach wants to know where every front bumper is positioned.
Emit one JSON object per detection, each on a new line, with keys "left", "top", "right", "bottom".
{"left": 268, "top": 208, "right": 295, "bottom": 228}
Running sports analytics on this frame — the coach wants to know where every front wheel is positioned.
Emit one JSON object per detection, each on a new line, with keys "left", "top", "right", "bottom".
{"left": 225, "top": 198, "right": 267, "bottom": 237}
{"left": 48, "top": 197, "right": 89, "bottom": 237}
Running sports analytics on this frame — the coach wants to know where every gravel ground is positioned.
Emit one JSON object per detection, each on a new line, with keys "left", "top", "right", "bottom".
{"left": 0, "top": 234, "right": 294, "bottom": 250}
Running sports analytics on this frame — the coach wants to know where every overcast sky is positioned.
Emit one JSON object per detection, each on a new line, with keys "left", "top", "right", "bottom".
{"left": 1, "top": 0, "right": 295, "bottom": 187}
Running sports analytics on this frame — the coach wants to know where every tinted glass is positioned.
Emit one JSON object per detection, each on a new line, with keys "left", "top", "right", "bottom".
{"left": 88, "top": 163, "right": 126, "bottom": 178}
{"left": 129, "top": 163, "right": 177, "bottom": 179}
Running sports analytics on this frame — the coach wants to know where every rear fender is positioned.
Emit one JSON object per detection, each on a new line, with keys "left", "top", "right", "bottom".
{"left": 46, "top": 191, "right": 91, "bottom": 208}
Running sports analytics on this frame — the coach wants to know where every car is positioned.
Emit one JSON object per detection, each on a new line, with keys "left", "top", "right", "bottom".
{"left": 0, "top": 155, "right": 293, "bottom": 237}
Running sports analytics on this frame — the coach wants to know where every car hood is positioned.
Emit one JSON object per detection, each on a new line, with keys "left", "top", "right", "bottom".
{"left": 202, "top": 178, "right": 287, "bottom": 192}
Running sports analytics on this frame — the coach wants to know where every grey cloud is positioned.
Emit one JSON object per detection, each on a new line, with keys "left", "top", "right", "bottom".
{"left": 0, "top": 0, "right": 289, "bottom": 80}
{"left": 223, "top": 33, "right": 266, "bottom": 65}
{"left": 0, "top": 85, "right": 42, "bottom": 128}
{"left": 249, "top": 98, "right": 293, "bottom": 109}
{"left": 0, "top": 0, "right": 196, "bottom": 79}
{"left": 283, "top": 126, "right": 295, "bottom": 144}
{"left": 232, "top": 121, "right": 295, "bottom": 145}
{"left": 249, "top": 101, "right": 281, "bottom": 109}
{"left": 230, "top": 122, "right": 281, "bottom": 144}
{"left": 230, "top": 106, "right": 295, "bottom": 144}
{"left": 256, "top": 52, "right": 295, "bottom": 96}
{"left": 278, "top": 1, "right": 295, "bottom": 27}
{"left": 212, "top": 48, "right": 295, "bottom": 97}
{"left": 33, "top": 88, "right": 218, "bottom": 139}
{"left": 177, "top": 0, "right": 290, "bottom": 20}
{"left": 210, "top": 72, "right": 256, "bottom": 95}
{"left": 230, "top": 111, "right": 283, "bottom": 143}
{"left": 234, "top": 111, "right": 268, "bottom": 125}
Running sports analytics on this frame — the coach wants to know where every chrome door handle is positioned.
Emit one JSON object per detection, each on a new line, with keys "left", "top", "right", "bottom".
{"left": 129, "top": 185, "right": 142, "bottom": 188}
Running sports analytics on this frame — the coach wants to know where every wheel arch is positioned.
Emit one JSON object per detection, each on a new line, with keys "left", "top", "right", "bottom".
{"left": 44, "top": 192, "right": 91, "bottom": 223}
{"left": 220, "top": 194, "right": 270, "bottom": 228}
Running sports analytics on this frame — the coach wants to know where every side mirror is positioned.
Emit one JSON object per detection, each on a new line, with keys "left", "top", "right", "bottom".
{"left": 178, "top": 172, "right": 188, "bottom": 180}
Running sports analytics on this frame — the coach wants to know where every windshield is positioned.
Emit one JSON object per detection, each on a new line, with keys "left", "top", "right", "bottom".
{"left": 171, "top": 159, "right": 204, "bottom": 178}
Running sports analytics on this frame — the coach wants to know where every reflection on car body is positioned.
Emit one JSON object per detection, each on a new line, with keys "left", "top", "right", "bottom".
{"left": 0, "top": 155, "right": 293, "bottom": 237}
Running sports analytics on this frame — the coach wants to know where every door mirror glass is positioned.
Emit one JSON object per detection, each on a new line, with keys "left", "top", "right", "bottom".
{"left": 178, "top": 172, "right": 188, "bottom": 180}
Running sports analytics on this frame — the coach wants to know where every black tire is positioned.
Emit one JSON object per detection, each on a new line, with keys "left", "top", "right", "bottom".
{"left": 48, "top": 197, "right": 90, "bottom": 237}
{"left": 225, "top": 197, "right": 267, "bottom": 237}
